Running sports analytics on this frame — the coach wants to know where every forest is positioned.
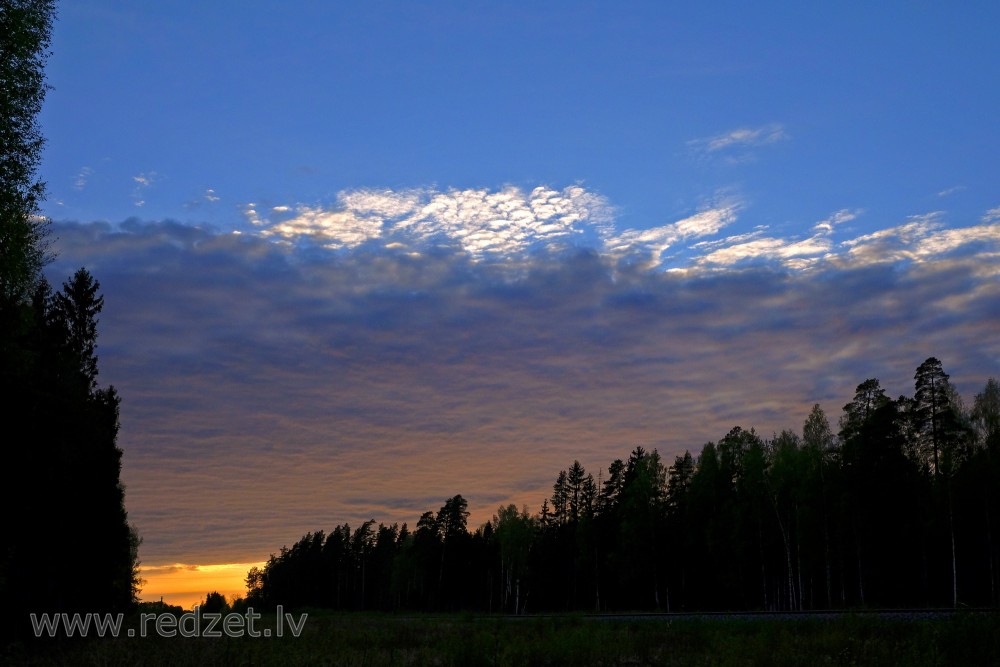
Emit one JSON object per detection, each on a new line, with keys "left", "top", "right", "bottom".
{"left": 1, "top": 0, "right": 140, "bottom": 641}
{"left": 245, "top": 360, "right": 1000, "bottom": 614}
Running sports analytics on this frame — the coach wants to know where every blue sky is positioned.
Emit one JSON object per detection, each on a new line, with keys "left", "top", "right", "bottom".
{"left": 43, "top": 2, "right": 1000, "bottom": 238}
{"left": 35, "top": 2, "right": 1000, "bottom": 606}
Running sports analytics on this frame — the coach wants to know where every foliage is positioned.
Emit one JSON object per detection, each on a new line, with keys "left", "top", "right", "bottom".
{"left": 1, "top": 3, "right": 141, "bottom": 643}
{"left": 0, "top": 0, "right": 55, "bottom": 301}
{"left": 1, "top": 269, "right": 140, "bottom": 640}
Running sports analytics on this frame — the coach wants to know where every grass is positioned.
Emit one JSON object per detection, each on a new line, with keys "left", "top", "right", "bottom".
{"left": 6, "top": 610, "right": 1000, "bottom": 666}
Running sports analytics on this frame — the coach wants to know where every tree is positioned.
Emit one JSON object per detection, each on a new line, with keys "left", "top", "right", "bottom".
{"left": 550, "top": 470, "right": 569, "bottom": 525}
{"left": 801, "top": 404, "right": 836, "bottom": 607}
{"left": 600, "top": 458, "right": 625, "bottom": 514}
{"left": 914, "top": 358, "right": 971, "bottom": 607}
{"left": 803, "top": 403, "right": 835, "bottom": 452}
{"left": 51, "top": 268, "right": 104, "bottom": 388}
{"left": 664, "top": 451, "right": 694, "bottom": 609}
{"left": 617, "top": 447, "right": 668, "bottom": 608}
{"left": 839, "top": 378, "right": 889, "bottom": 448}
{"left": 2, "top": 272, "right": 139, "bottom": 636}
{"left": 968, "top": 378, "right": 1000, "bottom": 604}
{"left": 201, "top": 591, "right": 229, "bottom": 614}
{"left": 437, "top": 495, "right": 470, "bottom": 542}
{"left": 1, "top": 0, "right": 55, "bottom": 301}
{"left": 971, "top": 378, "right": 1000, "bottom": 453}
{"left": 433, "top": 495, "right": 470, "bottom": 609}
{"left": 767, "top": 430, "right": 805, "bottom": 610}
{"left": 567, "top": 460, "right": 586, "bottom": 522}
{"left": 2, "top": 6, "right": 142, "bottom": 639}
{"left": 493, "top": 504, "right": 534, "bottom": 613}
{"left": 914, "top": 358, "right": 963, "bottom": 477}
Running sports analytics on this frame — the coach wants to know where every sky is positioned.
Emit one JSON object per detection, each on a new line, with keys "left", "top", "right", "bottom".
{"left": 38, "top": 2, "right": 1000, "bottom": 608}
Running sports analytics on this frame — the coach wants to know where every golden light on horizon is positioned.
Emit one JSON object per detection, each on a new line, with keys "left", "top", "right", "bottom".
{"left": 140, "top": 562, "right": 264, "bottom": 611}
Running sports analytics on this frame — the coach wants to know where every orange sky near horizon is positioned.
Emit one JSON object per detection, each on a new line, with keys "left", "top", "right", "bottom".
{"left": 140, "top": 562, "right": 264, "bottom": 611}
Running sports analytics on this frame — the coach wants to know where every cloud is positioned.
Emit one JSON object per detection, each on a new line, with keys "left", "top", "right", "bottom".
{"left": 44, "top": 191, "right": 1000, "bottom": 571}
{"left": 184, "top": 188, "right": 222, "bottom": 210}
{"left": 839, "top": 212, "right": 944, "bottom": 265}
{"left": 605, "top": 204, "right": 740, "bottom": 267}
{"left": 132, "top": 171, "right": 158, "bottom": 207}
{"left": 813, "top": 208, "right": 862, "bottom": 235}
{"left": 74, "top": 166, "right": 92, "bottom": 190}
{"left": 689, "top": 123, "right": 788, "bottom": 159}
{"left": 250, "top": 185, "right": 615, "bottom": 258}
{"left": 938, "top": 185, "right": 966, "bottom": 198}
{"left": 983, "top": 206, "right": 1000, "bottom": 223}
{"left": 694, "top": 234, "right": 833, "bottom": 270}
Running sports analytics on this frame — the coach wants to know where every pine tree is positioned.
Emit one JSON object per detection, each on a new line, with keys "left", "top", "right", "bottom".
{"left": 914, "top": 358, "right": 962, "bottom": 477}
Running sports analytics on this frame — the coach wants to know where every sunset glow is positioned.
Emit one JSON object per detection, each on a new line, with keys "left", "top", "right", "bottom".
{"left": 140, "top": 563, "right": 264, "bottom": 611}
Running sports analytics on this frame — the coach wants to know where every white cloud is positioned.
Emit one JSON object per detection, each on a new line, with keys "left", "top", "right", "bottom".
{"left": 204, "top": 189, "right": 220, "bottom": 202}
{"left": 132, "top": 171, "right": 157, "bottom": 207}
{"left": 243, "top": 203, "right": 264, "bottom": 226}
{"left": 264, "top": 206, "right": 384, "bottom": 250}
{"left": 813, "top": 208, "right": 862, "bottom": 235}
{"left": 339, "top": 189, "right": 420, "bottom": 219}
{"left": 235, "top": 187, "right": 999, "bottom": 277}
{"left": 841, "top": 213, "right": 943, "bottom": 249}
{"left": 914, "top": 224, "right": 1000, "bottom": 259}
{"left": 690, "top": 123, "right": 787, "bottom": 154}
{"left": 695, "top": 234, "right": 833, "bottom": 269}
{"left": 74, "top": 166, "right": 92, "bottom": 190}
{"left": 937, "top": 185, "right": 966, "bottom": 198}
{"left": 683, "top": 209, "right": 1000, "bottom": 273}
{"left": 829, "top": 217, "right": 1000, "bottom": 278}
{"left": 251, "top": 185, "right": 614, "bottom": 259}
{"left": 605, "top": 205, "right": 739, "bottom": 267}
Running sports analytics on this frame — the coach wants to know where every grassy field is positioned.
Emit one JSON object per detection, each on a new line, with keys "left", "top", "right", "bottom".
{"left": 7, "top": 610, "right": 1000, "bottom": 666}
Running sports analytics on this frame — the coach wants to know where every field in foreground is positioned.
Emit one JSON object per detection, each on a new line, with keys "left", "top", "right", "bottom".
{"left": 8, "top": 611, "right": 1000, "bottom": 666}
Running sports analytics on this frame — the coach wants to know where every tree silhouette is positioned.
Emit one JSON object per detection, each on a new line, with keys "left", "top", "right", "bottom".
{"left": 201, "top": 591, "right": 229, "bottom": 614}
{"left": 972, "top": 379, "right": 1000, "bottom": 454}
{"left": 1, "top": 3, "right": 141, "bottom": 634}
{"left": 244, "top": 363, "right": 1000, "bottom": 615}
{"left": 493, "top": 504, "right": 534, "bottom": 613}
{"left": 0, "top": 0, "right": 54, "bottom": 301}
{"left": 914, "top": 358, "right": 962, "bottom": 477}
{"left": 51, "top": 268, "right": 104, "bottom": 389}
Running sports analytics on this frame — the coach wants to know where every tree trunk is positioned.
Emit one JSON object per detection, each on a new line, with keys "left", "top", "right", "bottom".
{"left": 949, "top": 485, "right": 958, "bottom": 607}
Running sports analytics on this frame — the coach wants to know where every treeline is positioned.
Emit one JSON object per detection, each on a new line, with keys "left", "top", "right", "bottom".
{"left": 247, "top": 358, "right": 1000, "bottom": 613}
{"left": 1, "top": 0, "right": 140, "bottom": 639}
{"left": 1, "top": 268, "right": 141, "bottom": 619}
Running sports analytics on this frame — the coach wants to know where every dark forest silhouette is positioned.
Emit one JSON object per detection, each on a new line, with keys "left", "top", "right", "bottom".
{"left": 246, "top": 361, "right": 1000, "bottom": 614}
{"left": 1, "top": 0, "right": 140, "bottom": 639}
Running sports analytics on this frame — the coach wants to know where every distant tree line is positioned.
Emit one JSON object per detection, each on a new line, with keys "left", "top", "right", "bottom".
{"left": 247, "top": 359, "right": 1000, "bottom": 613}
{"left": 2, "top": 0, "right": 140, "bottom": 639}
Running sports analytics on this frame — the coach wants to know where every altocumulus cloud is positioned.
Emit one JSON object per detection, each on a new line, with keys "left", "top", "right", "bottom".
{"left": 45, "top": 185, "right": 1000, "bottom": 568}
